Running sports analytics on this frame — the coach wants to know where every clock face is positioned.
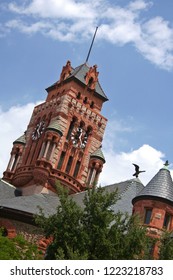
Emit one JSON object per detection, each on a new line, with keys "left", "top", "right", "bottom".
{"left": 71, "top": 127, "right": 88, "bottom": 149}
{"left": 32, "top": 121, "right": 45, "bottom": 140}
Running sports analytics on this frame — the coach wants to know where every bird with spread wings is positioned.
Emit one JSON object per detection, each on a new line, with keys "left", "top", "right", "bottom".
{"left": 132, "top": 163, "right": 146, "bottom": 178}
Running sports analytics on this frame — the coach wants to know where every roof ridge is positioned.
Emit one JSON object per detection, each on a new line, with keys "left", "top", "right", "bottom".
{"left": 0, "top": 179, "right": 16, "bottom": 189}
{"left": 70, "top": 62, "right": 87, "bottom": 76}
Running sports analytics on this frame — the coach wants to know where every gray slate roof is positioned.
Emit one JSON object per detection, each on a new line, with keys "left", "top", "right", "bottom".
{"left": 105, "top": 178, "right": 144, "bottom": 214}
{"left": 46, "top": 119, "right": 63, "bottom": 136}
{"left": 47, "top": 63, "right": 108, "bottom": 102}
{"left": 133, "top": 167, "right": 173, "bottom": 204}
{"left": 68, "top": 63, "right": 108, "bottom": 101}
{"left": 0, "top": 194, "right": 60, "bottom": 217}
{"left": 90, "top": 148, "right": 105, "bottom": 163}
{"left": 13, "top": 134, "right": 26, "bottom": 145}
{"left": 0, "top": 179, "right": 21, "bottom": 199}
{"left": 0, "top": 178, "right": 144, "bottom": 219}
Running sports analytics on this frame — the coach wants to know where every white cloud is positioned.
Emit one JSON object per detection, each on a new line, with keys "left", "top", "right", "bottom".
{"left": 1, "top": 0, "right": 172, "bottom": 69}
{"left": 99, "top": 144, "right": 166, "bottom": 186}
{"left": 128, "top": 0, "right": 152, "bottom": 11}
{"left": 8, "top": 0, "right": 96, "bottom": 19}
{"left": 6, "top": 19, "right": 52, "bottom": 35}
{"left": 99, "top": 116, "right": 168, "bottom": 186}
{"left": 136, "top": 17, "right": 173, "bottom": 69}
{"left": 0, "top": 102, "right": 42, "bottom": 177}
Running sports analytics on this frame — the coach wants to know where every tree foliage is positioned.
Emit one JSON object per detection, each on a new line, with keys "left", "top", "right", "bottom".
{"left": 0, "top": 229, "right": 41, "bottom": 260}
{"left": 36, "top": 183, "right": 153, "bottom": 260}
{"left": 159, "top": 231, "right": 173, "bottom": 260}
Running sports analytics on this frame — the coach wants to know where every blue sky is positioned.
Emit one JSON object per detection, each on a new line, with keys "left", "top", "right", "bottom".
{"left": 0, "top": 0, "right": 173, "bottom": 186}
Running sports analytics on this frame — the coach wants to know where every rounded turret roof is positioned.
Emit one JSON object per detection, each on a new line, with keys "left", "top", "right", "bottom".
{"left": 13, "top": 134, "right": 26, "bottom": 145}
{"left": 90, "top": 148, "right": 105, "bottom": 163}
{"left": 46, "top": 120, "right": 63, "bottom": 136}
{"left": 132, "top": 167, "right": 173, "bottom": 204}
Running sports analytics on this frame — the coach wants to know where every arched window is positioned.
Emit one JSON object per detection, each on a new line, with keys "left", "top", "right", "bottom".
{"left": 88, "top": 77, "right": 94, "bottom": 87}
{"left": 66, "top": 117, "right": 77, "bottom": 140}
{"left": 11, "top": 148, "right": 20, "bottom": 171}
{"left": 80, "top": 120, "right": 85, "bottom": 128}
{"left": 77, "top": 92, "right": 81, "bottom": 99}
{"left": 65, "top": 156, "right": 73, "bottom": 174}
{"left": 87, "top": 165, "right": 95, "bottom": 185}
{"left": 86, "top": 126, "right": 92, "bottom": 136}
{"left": 163, "top": 213, "right": 172, "bottom": 229}
{"left": 144, "top": 208, "right": 152, "bottom": 224}
{"left": 57, "top": 151, "right": 66, "bottom": 170}
{"left": 90, "top": 101, "right": 94, "bottom": 108}
{"left": 73, "top": 160, "right": 81, "bottom": 178}
{"left": 83, "top": 97, "right": 88, "bottom": 104}
{"left": 46, "top": 142, "right": 54, "bottom": 160}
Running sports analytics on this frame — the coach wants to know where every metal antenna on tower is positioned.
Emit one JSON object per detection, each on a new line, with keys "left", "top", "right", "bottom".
{"left": 85, "top": 26, "right": 98, "bottom": 64}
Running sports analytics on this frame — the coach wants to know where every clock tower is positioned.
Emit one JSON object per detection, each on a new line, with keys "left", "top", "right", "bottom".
{"left": 3, "top": 60, "right": 108, "bottom": 195}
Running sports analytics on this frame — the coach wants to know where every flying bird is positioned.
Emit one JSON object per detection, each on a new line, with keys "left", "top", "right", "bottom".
{"left": 132, "top": 163, "right": 146, "bottom": 178}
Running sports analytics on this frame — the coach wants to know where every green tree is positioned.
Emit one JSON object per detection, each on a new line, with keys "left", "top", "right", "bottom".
{"left": 0, "top": 230, "right": 41, "bottom": 260}
{"left": 36, "top": 185, "right": 87, "bottom": 259}
{"left": 159, "top": 231, "right": 173, "bottom": 259}
{"left": 82, "top": 187, "right": 152, "bottom": 259}
{"left": 36, "top": 183, "right": 152, "bottom": 260}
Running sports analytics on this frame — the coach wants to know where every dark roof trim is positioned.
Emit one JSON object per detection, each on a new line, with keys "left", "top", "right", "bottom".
{"left": 46, "top": 127, "right": 63, "bottom": 136}
{"left": 132, "top": 195, "right": 173, "bottom": 207}
{"left": 0, "top": 207, "right": 35, "bottom": 225}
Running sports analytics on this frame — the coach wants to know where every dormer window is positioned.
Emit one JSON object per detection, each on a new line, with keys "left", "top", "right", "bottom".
{"left": 88, "top": 77, "right": 94, "bottom": 88}
{"left": 59, "top": 60, "right": 72, "bottom": 82}
{"left": 85, "top": 65, "right": 99, "bottom": 90}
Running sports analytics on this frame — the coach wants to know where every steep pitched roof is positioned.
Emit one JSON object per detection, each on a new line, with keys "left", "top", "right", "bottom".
{"left": 132, "top": 167, "right": 173, "bottom": 204}
{"left": 47, "top": 63, "right": 108, "bottom": 101}
{"left": 68, "top": 63, "right": 108, "bottom": 101}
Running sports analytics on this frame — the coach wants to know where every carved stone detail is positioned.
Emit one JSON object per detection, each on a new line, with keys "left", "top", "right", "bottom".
{"left": 85, "top": 65, "right": 99, "bottom": 90}
{"left": 59, "top": 60, "right": 72, "bottom": 82}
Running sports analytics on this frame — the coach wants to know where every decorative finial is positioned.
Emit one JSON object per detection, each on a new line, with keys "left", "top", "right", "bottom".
{"left": 163, "top": 160, "right": 169, "bottom": 169}
{"left": 132, "top": 163, "right": 146, "bottom": 178}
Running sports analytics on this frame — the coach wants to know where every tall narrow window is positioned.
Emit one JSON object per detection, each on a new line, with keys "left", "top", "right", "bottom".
{"left": 65, "top": 156, "right": 73, "bottom": 174}
{"left": 77, "top": 92, "right": 81, "bottom": 99}
{"left": 163, "top": 213, "right": 171, "bottom": 229}
{"left": 57, "top": 151, "right": 65, "bottom": 169}
{"left": 66, "top": 118, "right": 76, "bottom": 140}
{"left": 87, "top": 167, "right": 94, "bottom": 185}
{"left": 73, "top": 160, "right": 81, "bottom": 178}
{"left": 88, "top": 77, "right": 93, "bottom": 87}
{"left": 90, "top": 101, "right": 94, "bottom": 108}
{"left": 83, "top": 97, "right": 87, "bottom": 104}
{"left": 144, "top": 209, "right": 152, "bottom": 224}
{"left": 11, "top": 153, "right": 19, "bottom": 171}
{"left": 46, "top": 142, "right": 54, "bottom": 160}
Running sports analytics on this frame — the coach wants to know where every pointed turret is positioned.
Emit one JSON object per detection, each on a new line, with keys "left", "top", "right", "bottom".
{"left": 133, "top": 166, "right": 173, "bottom": 204}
